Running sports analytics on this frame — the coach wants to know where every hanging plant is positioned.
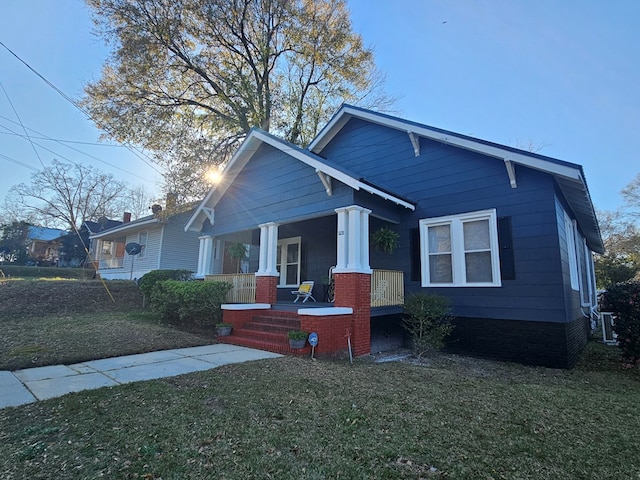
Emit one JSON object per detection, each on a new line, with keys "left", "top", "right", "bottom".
{"left": 371, "top": 226, "right": 399, "bottom": 254}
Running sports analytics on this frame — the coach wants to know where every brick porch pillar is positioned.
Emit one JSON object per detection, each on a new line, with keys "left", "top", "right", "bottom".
{"left": 333, "top": 205, "right": 372, "bottom": 357}
{"left": 334, "top": 272, "right": 371, "bottom": 356}
{"left": 255, "top": 275, "right": 278, "bottom": 304}
{"left": 255, "top": 221, "right": 279, "bottom": 305}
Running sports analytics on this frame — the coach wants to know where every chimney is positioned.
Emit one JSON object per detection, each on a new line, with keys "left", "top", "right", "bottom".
{"left": 123, "top": 212, "right": 132, "bottom": 223}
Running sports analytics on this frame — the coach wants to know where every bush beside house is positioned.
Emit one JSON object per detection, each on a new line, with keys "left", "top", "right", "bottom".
{"left": 600, "top": 281, "right": 640, "bottom": 365}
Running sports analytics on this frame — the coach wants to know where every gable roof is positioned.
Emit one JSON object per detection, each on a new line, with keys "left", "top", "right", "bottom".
{"left": 185, "top": 128, "right": 416, "bottom": 232}
{"left": 27, "top": 226, "right": 67, "bottom": 242}
{"left": 83, "top": 219, "right": 123, "bottom": 234}
{"left": 309, "top": 104, "right": 604, "bottom": 254}
{"left": 88, "top": 215, "right": 161, "bottom": 240}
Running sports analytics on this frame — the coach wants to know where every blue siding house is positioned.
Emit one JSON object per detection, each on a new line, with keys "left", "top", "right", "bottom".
{"left": 186, "top": 105, "right": 603, "bottom": 367}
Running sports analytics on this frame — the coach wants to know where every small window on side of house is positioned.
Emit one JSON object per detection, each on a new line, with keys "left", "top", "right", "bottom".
{"left": 138, "top": 231, "right": 148, "bottom": 259}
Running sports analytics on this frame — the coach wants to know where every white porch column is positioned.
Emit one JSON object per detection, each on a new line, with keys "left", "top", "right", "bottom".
{"left": 257, "top": 222, "right": 279, "bottom": 276}
{"left": 197, "top": 235, "right": 214, "bottom": 277}
{"left": 334, "top": 205, "right": 372, "bottom": 274}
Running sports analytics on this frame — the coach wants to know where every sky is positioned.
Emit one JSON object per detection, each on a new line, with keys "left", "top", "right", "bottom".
{"left": 0, "top": 0, "right": 638, "bottom": 218}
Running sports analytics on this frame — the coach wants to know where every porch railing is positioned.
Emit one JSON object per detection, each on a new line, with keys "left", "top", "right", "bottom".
{"left": 98, "top": 256, "right": 124, "bottom": 269}
{"left": 206, "top": 273, "right": 256, "bottom": 303}
{"left": 371, "top": 269, "right": 404, "bottom": 307}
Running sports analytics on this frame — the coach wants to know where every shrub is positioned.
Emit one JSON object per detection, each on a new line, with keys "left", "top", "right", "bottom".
{"left": 150, "top": 280, "right": 232, "bottom": 327}
{"left": 402, "top": 293, "right": 454, "bottom": 358}
{"left": 600, "top": 281, "right": 640, "bottom": 365}
{"left": 137, "top": 269, "right": 193, "bottom": 300}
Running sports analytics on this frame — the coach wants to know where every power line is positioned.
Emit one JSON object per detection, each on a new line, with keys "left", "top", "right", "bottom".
{"left": 0, "top": 40, "right": 163, "bottom": 175}
{"left": 0, "top": 81, "right": 46, "bottom": 169}
{"left": 0, "top": 120, "right": 158, "bottom": 185}
{"left": 0, "top": 152, "right": 38, "bottom": 171}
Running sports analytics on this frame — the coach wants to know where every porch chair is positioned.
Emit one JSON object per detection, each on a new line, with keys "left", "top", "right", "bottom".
{"left": 291, "top": 281, "right": 316, "bottom": 303}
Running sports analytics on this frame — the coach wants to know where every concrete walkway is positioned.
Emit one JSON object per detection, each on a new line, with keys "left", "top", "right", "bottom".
{"left": 0, "top": 344, "right": 281, "bottom": 409}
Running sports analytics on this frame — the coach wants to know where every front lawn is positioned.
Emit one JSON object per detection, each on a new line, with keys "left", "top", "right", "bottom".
{"left": 0, "top": 342, "right": 638, "bottom": 479}
{"left": 0, "top": 279, "right": 217, "bottom": 371}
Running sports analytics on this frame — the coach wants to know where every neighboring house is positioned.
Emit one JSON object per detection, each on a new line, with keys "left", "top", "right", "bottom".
{"left": 57, "top": 216, "right": 126, "bottom": 268}
{"left": 26, "top": 226, "right": 68, "bottom": 264}
{"left": 90, "top": 207, "right": 200, "bottom": 280}
{"left": 186, "top": 104, "right": 603, "bottom": 368}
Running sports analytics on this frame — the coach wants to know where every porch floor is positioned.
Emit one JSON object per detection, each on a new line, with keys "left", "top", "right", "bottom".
{"left": 272, "top": 302, "right": 403, "bottom": 317}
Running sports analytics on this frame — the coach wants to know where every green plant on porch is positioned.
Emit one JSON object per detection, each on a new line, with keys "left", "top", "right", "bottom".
{"left": 402, "top": 293, "right": 454, "bottom": 358}
{"left": 227, "top": 242, "right": 248, "bottom": 273}
{"left": 371, "top": 226, "right": 399, "bottom": 254}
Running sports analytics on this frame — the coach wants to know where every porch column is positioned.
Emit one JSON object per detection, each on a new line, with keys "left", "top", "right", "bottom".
{"left": 256, "top": 222, "right": 279, "bottom": 304}
{"left": 334, "top": 205, "right": 372, "bottom": 274}
{"left": 333, "top": 205, "right": 372, "bottom": 357}
{"left": 196, "top": 235, "right": 214, "bottom": 277}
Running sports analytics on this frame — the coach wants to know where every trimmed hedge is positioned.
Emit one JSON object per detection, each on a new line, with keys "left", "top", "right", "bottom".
{"left": 137, "top": 269, "right": 193, "bottom": 299}
{"left": 600, "top": 281, "right": 640, "bottom": 365}
{"left": 150, "top": 280, "right": 233, "bottom": 327}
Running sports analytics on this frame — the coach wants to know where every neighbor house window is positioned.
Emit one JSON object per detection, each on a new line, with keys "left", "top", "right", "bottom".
{"left": 138, "top": 231, "right": 148, "bottom": 258}
{"left": 101, "top": 240, "right": 112, "bottom": 256}
{"left": 276, "top": 236, "right": 301, "bottom": 287}
{"left": 419, "top": 209, "right": 501, "bottom": 287}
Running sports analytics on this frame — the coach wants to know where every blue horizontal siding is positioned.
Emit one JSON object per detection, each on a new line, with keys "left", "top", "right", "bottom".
{"left": 326, "top": 118, "right": 569, "bottom": 323}
{"left": 205, "top": 143, "right": 354, "bottom": 236}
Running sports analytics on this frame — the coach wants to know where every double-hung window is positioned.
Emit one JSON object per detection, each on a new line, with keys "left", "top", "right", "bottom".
{"left": 276, "top": 236, "right": 301, "bottom": 287}
{"left": 419, "top": 209, "right": 501, "bottom": 287}
{"left": 138, "top": 231, "right": 148, "bottom": 259}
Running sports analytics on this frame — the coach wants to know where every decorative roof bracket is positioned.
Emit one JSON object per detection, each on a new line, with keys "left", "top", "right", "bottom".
{"left": 504, "top": 160, "right": 517, "bottom": 188}
{"left": 316, "top": 170, "right": 333, "bottom": 196}
{"left": 408, "top": 131, "right": 420, "bottom": 157}
{"left": 202, "top": 207, "right": 215, "bottom": 224}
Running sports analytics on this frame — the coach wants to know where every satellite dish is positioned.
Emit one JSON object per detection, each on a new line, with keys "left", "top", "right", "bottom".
{"left": 125, "top": 242, "right": 142, "bottom": 255}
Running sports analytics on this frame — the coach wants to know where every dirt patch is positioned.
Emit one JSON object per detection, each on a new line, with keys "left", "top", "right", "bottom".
{"left": 0, "top": 279, "right": 143, "bottom": 317}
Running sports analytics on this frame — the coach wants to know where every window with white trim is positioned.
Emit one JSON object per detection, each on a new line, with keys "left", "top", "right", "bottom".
{"left": 276, "top": 236, "right": 301, "bottom": 287}
{"left": 419, "top": 209, "right": 501, "bottom": 287}
{"left": 564, "top": 212, "right": 579, "bottom": 290}
{"left": 138, "top": 231, "right": 148, "bottom": 258}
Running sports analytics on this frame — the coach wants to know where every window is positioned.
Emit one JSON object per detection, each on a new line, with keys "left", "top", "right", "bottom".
{"left": 419, "top": 209, "right": 501, "bottom": 287}
{"left": 564, "top": 212, "right": 579, "bottom": 291}
{"left": 276, "top": 237, "right": 301, "bottom": 287}
{"left": 138, "top": 231, "right": 148, "bottom": 258}
{"left": 101, "top": 240, "right": 112, "bottom": 256}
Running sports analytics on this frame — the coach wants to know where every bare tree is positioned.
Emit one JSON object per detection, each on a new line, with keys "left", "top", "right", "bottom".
{"left": 5, "top": 160, "right": 128, "bottom": 231}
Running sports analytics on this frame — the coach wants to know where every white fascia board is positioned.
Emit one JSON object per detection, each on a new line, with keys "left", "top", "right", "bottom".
{"left": 89, "top": 218, "right": 159, "bottom": 240}
{"left": 311, "top": 106, "right": 582, "bottom": 182}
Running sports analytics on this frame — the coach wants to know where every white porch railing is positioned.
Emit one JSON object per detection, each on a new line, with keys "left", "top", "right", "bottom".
{"left": 206, "top": 273, "right": 256, "bottom": 303}
{"left": 98, "top": 257, "right": 124, "bottom": 269}
{"left": 371, "top": 269, "right": 404, "bottom": 307}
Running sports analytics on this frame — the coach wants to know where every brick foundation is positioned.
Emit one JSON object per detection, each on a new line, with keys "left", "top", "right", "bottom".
{"left": 445, "top": 315, "right": 590, "bottom": 368}
{"left": 333, "top": 272, "right": 371, "bottom": 356}
{"left": 255, "top": 275, "right": 278, "bottom": 304}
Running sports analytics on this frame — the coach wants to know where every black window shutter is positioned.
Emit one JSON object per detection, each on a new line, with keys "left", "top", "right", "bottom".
{"left": 497, "top": 216, "right": 515, "bottom": 280}
{"left": 410, "top": 227, "right": 421, "bottom": 282}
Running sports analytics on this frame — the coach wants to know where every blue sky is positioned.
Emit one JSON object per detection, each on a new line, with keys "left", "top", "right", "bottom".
{"left": 1, "top": 0, "right": 638, "bottom": 215}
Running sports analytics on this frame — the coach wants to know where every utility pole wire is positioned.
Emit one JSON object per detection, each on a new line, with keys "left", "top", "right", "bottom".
{"left": 0, "top": 40, "right": 163, "bottom": 175}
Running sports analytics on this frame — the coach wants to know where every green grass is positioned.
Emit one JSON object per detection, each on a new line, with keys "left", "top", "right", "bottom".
{"left": 0, "top": 343, "right": 638, "bottom": 479}
{"left": 0, "top": 279, "right": 217, "bottom": 370}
